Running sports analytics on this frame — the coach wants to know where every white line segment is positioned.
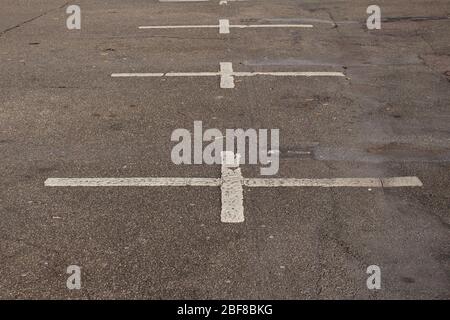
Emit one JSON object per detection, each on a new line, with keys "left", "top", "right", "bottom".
{"left": 219, "top": 19, "right": 230, "bottom": 34}
{"left": 139, "top": 25, "right": 218, "bottom": 30}
{"left": 45, "top": 177, "right": 221, "bottom": 187}
{"left": 242, "top": 177, "right": 423, "bottom": 188}
{"left": 220, "top": 152, "right": 244, "bottom": 223}
{"left": 159, "top": 0, "right": 209, "bottom": 2}
{"left": 234, "top": 71, "right": 345, "bottom": 77}
{"left": 111, "top": 73, "right": 165, "bottom": 77}
{"left": 232, "top": 24, "right": 313, "bottom": 29}
{"left": 220, "top": 62, "right": 235, "bottom": 88}
{"left": 158, "top": 0, "right": 247, "bottom": 5}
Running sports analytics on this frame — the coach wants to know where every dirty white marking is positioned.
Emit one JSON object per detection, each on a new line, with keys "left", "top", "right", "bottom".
{"left": 158, "top": 0, "right": 247, "bottom": 5}
{"left": 380, "top": 176, "right": 423, "bottom": 187}
{"left": 219, "top": 19, "right": 230, "bottom": 34}
{"left": 220, "top": 62, "right": 235, "bottom": 88}
{"left": 112, "top": 72, "right": 219, "bottom": 77}
{"left": 220, "top": 152, "right": 244, "bottom": 223}
{"left": 159, "top": 0, "right": 209, "bottom": 2}
{"left": 45, "top": 177, "right": 221, "bottom": 187}
{"left": 220, "top": 0, "right": 247, "bottom": 5}
{"left": 243, "top": 177, "right": 423, "bottom": 188}
{"left": 234, "top": 71, "right": 345, "bottom": 77}
{"left": 139, "top": 25, "right": 218, "bottom": 30}
{"left": 45, "top": 154, "right": 423, "bottom": 223}
{"left": 233, "top": 24, "right": 313, "bottom": 29}
{"left": 111, "top": 62, "right": 345, "bottom": 89}
{"left": 139, "top": 19, "right": 313, "bottom": 34}
{"left": 111, "top": 73, "right": 166, "bottom": 77}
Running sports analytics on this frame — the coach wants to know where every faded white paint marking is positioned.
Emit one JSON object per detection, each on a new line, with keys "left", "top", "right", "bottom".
{"left": 46, "top": 154, "right": 423, "bottom": 224}
{"left": 158, "top": 0, "right": 247, "bottom": 5}
{"left": 220, "top": 152, "right": 244, "bottom": 223}
{"left": 243, "top": 178, "right": 382, "bottom": 188}
{"left": 159, "top": 0, "right": 209, "bottom": 2}
{"left": 234, "top": 71, "right": 345, "bottom": 77}
{"left": 111, "top": 73, "right": 165, "bottom": 77}
{"left": 381, "top": 176, "right": 423, "bottom": 187}
{"left": 166, "top": 72, "right": 220, "bottom": 77}
{"left": 219, "top": 19, "right": 230, "bottom": 34}
{"left": 243, "top": 177, "right": 424, "bottom": 187}
{"left": 139, "top": 19, "right": 313, "bottom": 34}
{"left": 233, "top": 24, "right": 313, "bottom": 29}
{"left": 111, "top": 62, "right": 344, "bottom": 89}
{"left": 220, "top": 0, "right": 247, "bottom": 5}
{"left": 220, "top": 62, "right": 235, "bottom": 88}
{"left": 45, "top": 177, "right": 221, "bottom": 187}
{"left": 139, "top": 25, "right": 218, "bottom": 30}
{"left": 111, "top": 72, "right": 219, "bottom": 78}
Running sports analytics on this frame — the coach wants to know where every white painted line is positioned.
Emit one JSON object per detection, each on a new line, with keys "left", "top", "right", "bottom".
{"left": 234, "top": 71, "right": 345, "bottom": 77}
{"left": 243, "top": 177, "right": 424, "bottom": 187}
{"left": 220, "top": 0, "right": 247, "bottom": 5}
{"left": 111, "top": 73, "right": 165, "bottom": 77}
{"left": 220, "top": 62, "right": 235, "bottom": 88}
{"left": 111, "top": 62, "right": 345, "bottom": 88}
{"left": 220, "top": 152, "right": 244, "bottom": 223}
{"left": 166, "top": 72, "right": 220, "bottom": 77}
{"left": 219, "top": 19, "right": 230, "bottom": 34}
{"left": 159, "top": 0, "right": 209, "bottom": 2}
{"left": 158, "top": 0, "right": 247, "bottom": 5}
{"left": 111, "top": 72, "right": 220, "bottom": 77}
{"left": 381, "top": 176, "right": 423, "bottom": 187}
{"left": 138, "top": 25, "right": 218, "bottom": 30}
{"left": 243, "top": 178, "right": 383, "bottom": 188}
{"left": 44, "top": 177, "right": 221, "bottom": 187}
{"left": 233, "top": 24, "right": 313, "bottom": 29}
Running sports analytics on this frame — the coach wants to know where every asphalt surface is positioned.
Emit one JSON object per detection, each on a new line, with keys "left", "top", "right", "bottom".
{"left": 0, "top": 0, "right": 449, "bottom": 299}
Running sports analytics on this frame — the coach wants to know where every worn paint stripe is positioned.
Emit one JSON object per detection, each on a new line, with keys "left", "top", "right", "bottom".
{"left": 219, "top": 19, "right": 230, "bottom": 34}
{"left": 45, "top": 178, "right": 221, "bottom": 187}
{"left": 243, "top": 177, "right": 422, "bottom": 188}
{"left": 220, "top": 62, "right": 235, "bottom": 88}
{"left": 232, "top": 24, "right": 313, "bottom": 28}
{"left": 139, "top": 25, "right": 218, "bottom": 29}
{"left": 234, "top": 71, "right": 345, "bottom": 77}
{"left": 220, "top": 152, "right": 244, "bottom": 223}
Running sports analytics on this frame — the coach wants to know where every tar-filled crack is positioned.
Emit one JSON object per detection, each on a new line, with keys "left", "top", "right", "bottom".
{"left": 382, "top": 15, "right": 450, "bottom": 23}
{"left": 325, "top": 10, "right": 339, "bottom": 29}
{"left": 0, "top": 1, "right": 70, "bottom": 38}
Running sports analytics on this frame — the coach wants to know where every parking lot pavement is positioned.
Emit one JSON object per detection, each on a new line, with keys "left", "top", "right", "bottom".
{"left": 0, "top": 0, "right": 449, "bottom": 299}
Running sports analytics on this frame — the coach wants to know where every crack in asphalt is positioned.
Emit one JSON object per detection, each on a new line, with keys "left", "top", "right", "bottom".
{"left": 382, "top": 15, "right": 450, "bottom": 23}
{"left": 0, "top": 1, "right": 70, "bottom": 39}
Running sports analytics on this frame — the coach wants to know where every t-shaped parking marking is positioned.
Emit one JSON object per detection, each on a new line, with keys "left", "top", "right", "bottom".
{"left": 158, "top": 0, "right": 248, "bottom": 6}
{"left": 45, "top": 152, "right": 423, "bottom": 223}
{"left": 139, "top": 19, "right": 313, "bottom": 34}
{"left": 111, "top": 62, "right": 346, "bottom": 89}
